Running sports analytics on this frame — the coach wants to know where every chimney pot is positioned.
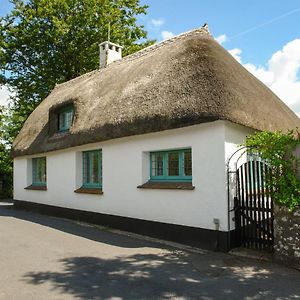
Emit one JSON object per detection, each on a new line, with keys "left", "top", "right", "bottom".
{"left": 99, "top": 41, "right": 123, "bottom": 68}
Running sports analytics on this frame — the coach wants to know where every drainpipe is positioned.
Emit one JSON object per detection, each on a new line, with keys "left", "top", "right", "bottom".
{"left": 213, "top": 218, "right": 220, "bottom": 250}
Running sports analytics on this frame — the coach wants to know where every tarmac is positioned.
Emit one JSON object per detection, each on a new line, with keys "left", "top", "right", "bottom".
{"left": 0, "top": 202, "right": 299, "bottom": 299}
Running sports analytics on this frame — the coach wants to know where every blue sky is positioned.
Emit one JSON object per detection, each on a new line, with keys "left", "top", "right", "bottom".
{"left": 1, "top": 0, "right": 300, "bottom": 116}
{"left": 141, "top": 0, "right": 300, "bottom": 65}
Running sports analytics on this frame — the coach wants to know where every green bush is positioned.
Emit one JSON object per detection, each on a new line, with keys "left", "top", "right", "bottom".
{"left": 244, "top": 130, "right": 300, "bottom": 211}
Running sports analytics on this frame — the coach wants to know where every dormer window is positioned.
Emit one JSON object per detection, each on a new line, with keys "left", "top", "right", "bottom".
{"left": 58, "top": 106, "right": 74, "bottom": 132}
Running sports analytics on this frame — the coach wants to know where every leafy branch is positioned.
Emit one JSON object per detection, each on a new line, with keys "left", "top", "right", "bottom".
{"left": 243, "top": 130, "right": 300, "bottom": 211}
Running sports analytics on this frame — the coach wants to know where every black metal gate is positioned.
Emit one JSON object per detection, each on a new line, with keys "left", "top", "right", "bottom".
{"left": 234, "top": 159, "right": 274, "bottom": 251}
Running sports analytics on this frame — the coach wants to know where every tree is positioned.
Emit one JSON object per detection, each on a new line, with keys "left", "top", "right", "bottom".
{"left": 0, "top": 0, "right": 153, "bottom": 197}
{"left": 0, "top": 106, "right": 13, "bottom": 198}
{"left": 0, "top": 0, "right": 153, "bottom": 135}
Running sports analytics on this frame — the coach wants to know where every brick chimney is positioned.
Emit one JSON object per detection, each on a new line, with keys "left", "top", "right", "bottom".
{"left": 99, "top": 41, "right": 123, "bottom": 68}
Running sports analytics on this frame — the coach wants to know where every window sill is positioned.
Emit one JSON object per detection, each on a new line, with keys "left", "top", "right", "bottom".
{"left": 58, "top": 128, "right": 70, "bottom": 133}
{"left": 74, "top": 187, "right": 103, "bottom": 195}
{"left": 137, "top": 181, "right": 195, "bottom": 190}
{"left": 25, "top": 185, "right": 47, "bottom": 191}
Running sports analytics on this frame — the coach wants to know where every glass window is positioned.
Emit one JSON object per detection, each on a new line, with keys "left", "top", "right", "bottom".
{"left": 150, "top": 149, "right": 192, "bottom": 181}
{"left": 184, "top": 149, "right": 192, "bottom": 176}
{"left": 168, "top": 152, "right": 179, "bottom": 176}
{"left": 82, "top": 150, "right": 102, "bottom": 188}
{"left": 58, "top": 106, "right": 74, "bottom": 132}
{"left": 151, "top": 152, "right": 164, "bottom": 177}
{"left": 32, "top": 157, "right": 47, "bottom": 186}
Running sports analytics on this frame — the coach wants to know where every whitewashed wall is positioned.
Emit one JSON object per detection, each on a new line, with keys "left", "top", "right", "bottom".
{"left": 224, "top": 122, "right": 255, "bottom": 230}
{"left": 14, "top": 120, "right": 252, "bottom": 231}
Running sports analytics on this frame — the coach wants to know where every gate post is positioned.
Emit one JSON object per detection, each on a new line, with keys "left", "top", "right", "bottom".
{"left": 234, "top": 196, "right": 241, "bottom": 246}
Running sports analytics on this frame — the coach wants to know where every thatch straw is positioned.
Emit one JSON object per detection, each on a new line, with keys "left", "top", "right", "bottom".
{"left": 12, "top": 27, "right": 300, "bottom": 157}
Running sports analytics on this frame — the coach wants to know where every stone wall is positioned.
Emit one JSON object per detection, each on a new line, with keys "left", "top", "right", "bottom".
{"left": 274, "top": 205, "right": 300, "bottom": 270}
{"left": 292, "top": 144, "right": 300, "bottom": 180}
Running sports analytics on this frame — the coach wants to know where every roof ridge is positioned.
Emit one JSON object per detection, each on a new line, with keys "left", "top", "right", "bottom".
{"left": 119, "top": 26, "right": 211, "bottom": 63}
{"left": 54, "top": 69, "right": 98, "bottom": 89}
{"left": 55, "top": 26, "right": 211, "bottom": 89}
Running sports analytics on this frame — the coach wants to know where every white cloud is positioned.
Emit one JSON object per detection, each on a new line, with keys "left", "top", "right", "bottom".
{"left": 151, "top": 19, "right": 164, "bottom": 27}
{"left": 0, "top": 85, "right": 12, "bottom": 107}
{"left": 215, "top": 34, "right": 227, "bottom": 45}
{"left": 161, "top": 30, "right": 175, "bottom": 40}
{"left": 243, "top": 62, "right": 274, "bottom": 85}
{"left": 228, "top": 48, "right": 242, "bottom": 63}
{"left": 228, "top": 39, "right": 300, "bottom": 117}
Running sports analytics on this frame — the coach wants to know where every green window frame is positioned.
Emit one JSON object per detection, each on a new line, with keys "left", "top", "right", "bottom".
{"left": 32, "top": 157, "right": 47, "bottom": 186}
{"left": 82, "top": 150, "right": 102, "bottom": 188}
{"left": 58, "top": 106, "right": 74, "bottom": 132}
{"left": 150, "top": 148, "right": 192, "bottom": 182}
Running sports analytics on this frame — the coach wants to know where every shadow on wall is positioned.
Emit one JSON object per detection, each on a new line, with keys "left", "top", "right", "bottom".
{"left": 22, "top": 253, "right": 300, "bottom": 299}
{"left": 0, "top": 205, "right": 157, "bottom": 249}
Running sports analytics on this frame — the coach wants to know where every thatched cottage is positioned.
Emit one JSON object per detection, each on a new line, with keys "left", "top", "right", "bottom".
{"left": 12, "top": 25, "right": 299, "bottom": 250}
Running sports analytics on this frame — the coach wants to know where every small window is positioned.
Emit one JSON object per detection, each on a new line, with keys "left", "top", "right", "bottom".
{"left": 32, "top": 157, "right": 47, "bottom": 186}
{"left": 58, "top": 106, "right": 74, "bottom": 132}
{"left": 82, "top": 150, "right": 102, "bottom": 188}
{"left": 150, "top": 149, "right": 192, "bottom": 181}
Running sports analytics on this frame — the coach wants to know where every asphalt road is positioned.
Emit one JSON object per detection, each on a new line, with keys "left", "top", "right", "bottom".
{"left": 0, "top": 202, "right": 299, "bottom": 300}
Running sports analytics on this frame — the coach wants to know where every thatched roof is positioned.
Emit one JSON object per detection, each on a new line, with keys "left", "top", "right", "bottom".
{"left": 12, "top": 26, "right": 300, "bottom": 157}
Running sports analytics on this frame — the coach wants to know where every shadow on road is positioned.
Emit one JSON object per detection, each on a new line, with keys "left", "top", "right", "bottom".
{"left": 22, "top": 253, "right": 300, "bottom": 299}
{"left": 0, "top": 205, "right": 158, "bottom": 249}
{"left": 1, "top": 205, "right": 300, "bottom": 299}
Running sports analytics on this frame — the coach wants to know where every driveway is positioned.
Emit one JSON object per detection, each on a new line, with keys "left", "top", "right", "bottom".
{"left": 0, "top": 203, "right": 299, "bottom": 300}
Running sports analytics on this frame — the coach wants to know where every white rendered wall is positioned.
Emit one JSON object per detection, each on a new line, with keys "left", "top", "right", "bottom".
{"left": 224, "top": 121, "right": 255, "bottom": 230}
{"left": 14, "top": 120, "right": 251, "bottom": 232}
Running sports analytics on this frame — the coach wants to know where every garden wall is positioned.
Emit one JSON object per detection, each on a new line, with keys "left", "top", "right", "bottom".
{"left": 293, "top": 144, "right": 300, "bottom": 180}
{"left": 274, "top": 205, "right": 300, "bottom": 270}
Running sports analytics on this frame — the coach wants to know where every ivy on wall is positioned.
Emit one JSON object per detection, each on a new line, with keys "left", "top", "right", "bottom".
{"left": 244, "top": 130, "right": 300, "bottom": 211}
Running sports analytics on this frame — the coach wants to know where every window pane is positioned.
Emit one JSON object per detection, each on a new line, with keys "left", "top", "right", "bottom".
{"left": 91, "top": 152, "right": 100, "bottom": 184}
{"left": 151, "top": 153, "right": 164, "bottom": 176}
{"left": 33, "top": 157, "right": 46, "bottom": 185}
{"left": 168, "top": 152, "right": 179, "bottom": 176}
{"left": 83, "top": 150, "right": 102, "bottom": 187}
{"left": 65, "top": 110, "right": 73, "bottom": 129}
{"left": 38, "top": 159, "right": 42, "bottom": 181}
{"left": 83, "top": 152, "right": 90, "bottom": 184}
{"left": 42, "top": 159, "right": 47, "bottom": 182}
{"left": 184, "top": 150, "right": 192, "bottom": 176}
{"left": 59, "top": 113, "right": 65, "bottom": 130}
{"left": 58, "top": 107, "right": 74, "bottom": 131}
{"left": 38, "top": 159, "right": 42, "bottom": 182}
